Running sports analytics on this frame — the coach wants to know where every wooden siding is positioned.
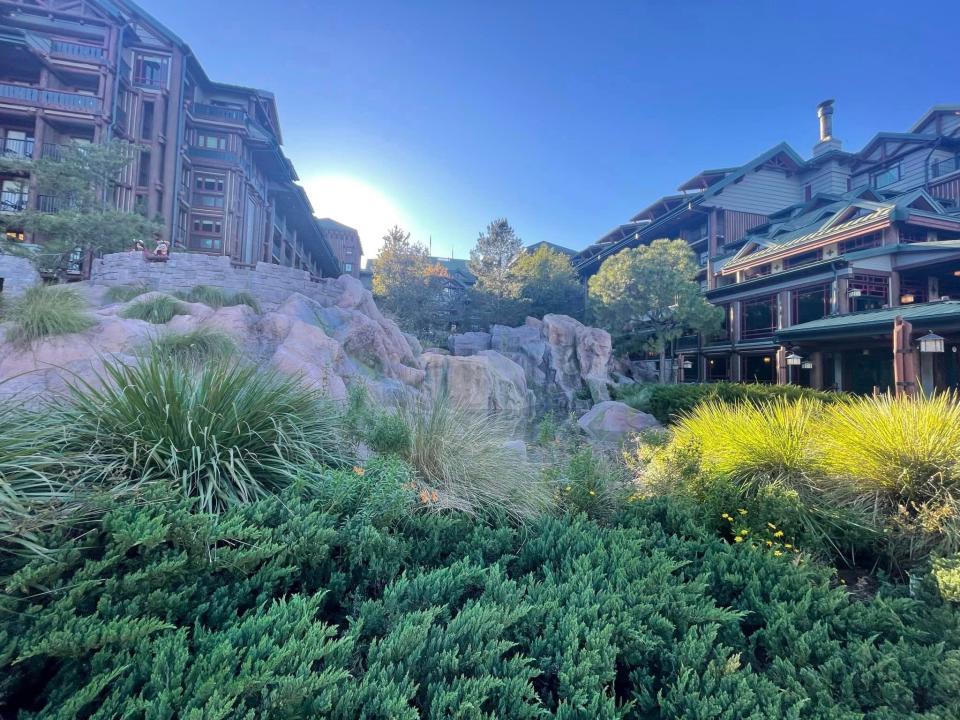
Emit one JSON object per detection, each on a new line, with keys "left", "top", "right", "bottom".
{"left": 850, "top": 146, "right": 948, "bottom": 192}
{"left": 801, "top": 159, "right": 850, "bottom": 196}
{"left": 931, "top": 176, "right": 960, "bottom": 205}
{"left": 720, "top": 210, "right": 768, "bottom": 245}
{"left": 704, "top": 168, "right": 803, "bottom": 214}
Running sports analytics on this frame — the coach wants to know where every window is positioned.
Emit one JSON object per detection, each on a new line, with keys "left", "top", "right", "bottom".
{"left": 344, "top": 263, "right": 353, "bottom": 273}
{"left": 783, "top": 248, "right": 822, "bottom": 270}
{"left": 0, "top": 179, "right": 28, "bottom": 212}
{"left": 140, "top": 101, "right": 154, "bottom": 140}
{"left": 196, "top": 133, "right": 227, "bottom": 151}
{"left": 743, "top": 263, "right": 771, "bottom": 280}
{"left": 871, "top": 163, "right": 901, "bottom": 189}
{"left": 742, "top": 354, "right": 776, "bottom": 384}
{"left": 898, "top": 280, "right": 927, "bottom": 305}
{"left": 792, "top": 284, "right": 830, "bottom": 324}
{"left": 195, "top": 194, "right": 224, "bottom": 208}
{"left": 706, "top": 355, "right": 728, "bottom": 382}
{"left": 133, "top": 54, "right": 169, "bottom": 89}
{"left": 137, "top": 151, "right": 151, "bottom": 187}
{"left": 1, "top": 130, "right": 34, "bottom": 158}
{"left": 192, "top": 216, "right": 223, "bottom": 235}
{"left": 194, "top": 173, "right": 225, "bottom": 192}
{"left": 740, "top": 294, "right": 778, "bottom": 339}
{"left": 190, "top": 236, "right": 222, "bottom": 251}
{"left": 933, "top": 154, "right": 960, "bottom": 179}
{"left": 849, "top": 273, "right": 888, "bottom": 312}
{"left": 839, "top": 232, "right": 882, "bottom": 254}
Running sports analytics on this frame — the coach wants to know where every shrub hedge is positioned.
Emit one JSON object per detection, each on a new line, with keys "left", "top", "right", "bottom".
{"left": 1, "top": 466, "right": 958, "bottom": 718}
{"left": 618, "top": 382, "right": 839, "bottom": 424}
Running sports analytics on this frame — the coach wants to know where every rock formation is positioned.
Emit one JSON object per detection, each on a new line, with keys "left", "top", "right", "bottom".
{"left": 577, "top": 401, "right": 662, "bottom": 445}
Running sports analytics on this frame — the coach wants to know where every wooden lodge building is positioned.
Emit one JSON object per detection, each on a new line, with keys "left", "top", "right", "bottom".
{"left": 0, "top": 0, "right": 344, "bottom": 277}
{"left": 575, "top": 101, "right": 960, "bottom": 393}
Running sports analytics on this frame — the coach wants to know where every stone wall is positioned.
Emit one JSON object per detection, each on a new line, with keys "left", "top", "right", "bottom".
{"left": 91, "top": 251, "right": 344, "bottom": 312}
{"left": 0, "top": 256, "right": 41, "bottom": 298}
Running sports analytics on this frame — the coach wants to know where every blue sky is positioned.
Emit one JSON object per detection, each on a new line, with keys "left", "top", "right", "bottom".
{"left": 145, "top": 0, "right": 955, "bottom": 262}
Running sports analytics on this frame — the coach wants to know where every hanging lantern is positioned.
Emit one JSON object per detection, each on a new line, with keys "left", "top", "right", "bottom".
{"left": 918, "top": 331, "right": 945, "bottom": 353}
{"left": 786, "top": 352, "right": 803, "bottom": 366}
{"left": 801, "top": 360, "right": 813, "bottom": 370}
{"left": 682, "top": 359, "right": 693, "bottom": 370}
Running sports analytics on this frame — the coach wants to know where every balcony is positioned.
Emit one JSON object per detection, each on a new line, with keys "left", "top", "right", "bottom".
{"left": 50, "top": 40, "right": 106, "bottom": 62}
{"left": 191, "top": 103, "right": 247, "bottom": 124}
{"left": 40, "top": 142, "right": 70, "bottom": 160}
{"left": 0, "top": 83, "right": 102, "bottom": 113}
{"left": 1, "top": 137, "right": 34, "bottom": 159}
{"left": 698, "top": 251, "right": 709, "bottom": 267}
{"left": 188, "top": 146, "right": 239, "bottom": 164}
{"left": 133, "top": 74, "right": 166, "bottom": 91}
{"left": 933, "top": 155, "right": 960, "bottom": 179}
{"left": 0, "top": 191, "right": 29, "bottom": 213}
{"left": 37, "top": 195, "right": 78, "bottom": 212}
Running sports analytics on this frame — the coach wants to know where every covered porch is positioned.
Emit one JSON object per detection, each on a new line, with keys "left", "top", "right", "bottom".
{"left": 776, "top": 300, "right": 960, "bottom": 394}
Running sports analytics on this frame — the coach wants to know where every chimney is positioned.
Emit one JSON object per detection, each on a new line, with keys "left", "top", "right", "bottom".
{"left": 813, "top": 99, "right": 842, "bottom": 156}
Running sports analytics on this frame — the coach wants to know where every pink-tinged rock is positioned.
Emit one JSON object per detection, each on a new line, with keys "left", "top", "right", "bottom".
{"left": 577, "top": 401, "right": 662, "bottom": 445}
{"left": 261, "top": 312, "right": 348, "bottom": 401}
{"left": 421, "top": 350, "right": 530, "bottom": 415}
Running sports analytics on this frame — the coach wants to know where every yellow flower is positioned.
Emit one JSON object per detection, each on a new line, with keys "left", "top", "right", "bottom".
{"left": 588, "top": 490, "right": 596, "bottom": 496}
{"left": 721, "top": 513, "right": 731, "bottom": 520}
{"left": 565, "top": 485, "right": 571, "bottom": 492}
{"left": 773, "top": 530, "right": 784, "bottom": 538}
{"left": 738, "top": 529, "right": 749, "bottom": 536}
{"left": 738, "top": 508, "right": 748, "bottom": 516}
{"left": 353, "top": 466, "right": 365, "bottom": 476}
{"left": 773, "top": 550, "right": 783, "bottom": 557}
{"left": 734, "top": 536, "right": 744, "bottom": 543}
{"left": 784, "top": 544, "right": 792, "bottom": 549}
{"left": 766, "top": 540, "right": 773, "bottom": 547}
{"left": 767, "top": 522, "right": 777, "bottom": 530}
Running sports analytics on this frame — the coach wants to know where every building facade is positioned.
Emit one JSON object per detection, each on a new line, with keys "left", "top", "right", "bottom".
{"left": 316, "top": 218, "right": 362, "bottom": 278}
{"left": 0, "top": 0, "right": 340, "bottom": 277}
{"left": 576, "top": 102, "right": 960, "bottom": 393}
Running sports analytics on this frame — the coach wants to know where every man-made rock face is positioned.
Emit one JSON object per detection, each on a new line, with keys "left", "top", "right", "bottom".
{"left": 577, "top": 401, "right": 662, "bottom": 445}
{"left": 421, "top": 350, "right": 531, "bottom": 415}
{"left": 0, "top": 256, "right": 41, "bottom": 298}
{"left": 450, "top": 314, "right": 613, "bottom": 411}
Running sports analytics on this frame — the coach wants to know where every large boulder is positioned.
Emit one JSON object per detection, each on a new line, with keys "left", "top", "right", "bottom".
{"left": 577, "top": 401, "right": 662, "bottom": 445}
{"left": 448, "top": 331, "right": 491, "bottom": 356}
{"left": 421, "top": 350, "right": 531, "bottom": 415}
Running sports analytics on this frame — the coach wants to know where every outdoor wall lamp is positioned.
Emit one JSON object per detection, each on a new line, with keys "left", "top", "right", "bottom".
{"left": 786, "top": 352, "right": 803, "bottom": 366}
{"left": 918, "top": 331, "right": 945, "bottom": 353}
{"left": 900, "top": 293, "right": 916, "bottom": 304}
{"left": 682, "top": 360, "right": 693, "bottom": 369}
{"left": 801, "top": 360, "right": 814, "bottom": 370}
{"left": 847, "top": 288, "right": 862, "bottom": 298}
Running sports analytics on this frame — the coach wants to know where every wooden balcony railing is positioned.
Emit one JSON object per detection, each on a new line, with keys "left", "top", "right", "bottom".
{"left": 50, "top": 40, "right": 106, "bottom": 62}
{"left": 191, "top": 103, "right": 246, "bottom": 124}
{"left": 0, "top": 191, "right": 29, "bottom": 213}
{"left": 0, "top": 137, "right": 34, "bottom": 159}
{"left": 0, "top": 83, "right": 102, "bottom": 113}
{"left": 188, "top": 146, "right": 239, "bottom": 164}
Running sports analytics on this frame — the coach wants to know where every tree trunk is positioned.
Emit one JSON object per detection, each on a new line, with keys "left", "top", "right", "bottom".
{"left": 659, "top": 348, "right": 668, "bottom": 384}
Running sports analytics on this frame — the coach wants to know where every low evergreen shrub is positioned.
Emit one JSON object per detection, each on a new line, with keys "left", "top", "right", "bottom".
{"left": 4, "top": 284, "right": 95, "bottom": 345}
{"left": 119, "top": 294, "right": 187, "bottom": 324}
{"left": 366, "top": 412, "right": 412, "bottom": 455}
{"left": 146, "top": 327, "right": 237, "bottom": 365}
{"left": 1, "top": 477, "right": 958, "bottom": 718}
{"left": 620, "top": 381, "right": 839, "bottom": 424}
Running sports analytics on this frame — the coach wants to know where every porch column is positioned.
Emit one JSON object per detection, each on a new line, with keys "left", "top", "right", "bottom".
{"left": 893, "top": 316, "right": 917, "bottom": 397}
{"left": 730, "top": 353, "right": 741, "bottom": 382}
{"left": 889, "top": 272, "right": 901, "bottom": 307}
{"left": 810, "top": 351, "right": 824, "bottom": 390}
{"left": 837, "top": 277, "right": 851, "bottom": 314}
{"left": 776, "top": 346, "right": 789, "bottom": 385}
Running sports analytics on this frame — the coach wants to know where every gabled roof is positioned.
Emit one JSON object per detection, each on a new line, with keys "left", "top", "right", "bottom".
{"left": 526, "top": 241, "right": 577, "bottom": 257}
{"left": 856, "top": 132, "right": 934, "bottom": 160}
{"left": 909, "top": 105, "right": 960, "bottom": 134}
{"left": 631, "top": 194, "right": 691, "bottom": 223}
{"left": 677, "top": 168, "right": 736, "bottom": 192}
{"left": 778, "top": 300, "right": 960, "bottom": 342}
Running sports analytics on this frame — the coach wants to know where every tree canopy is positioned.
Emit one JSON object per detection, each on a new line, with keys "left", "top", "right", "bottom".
{"left": 588, "top": 238, "right": 722, "bottom": 366}
{"left": 513, "top": 244, "right": 583, "bottom": 320}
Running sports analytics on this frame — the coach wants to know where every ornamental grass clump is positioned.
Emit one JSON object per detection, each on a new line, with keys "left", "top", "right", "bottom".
{"left": 4, "top": 284, "right": 95, "bottom": 345}
{"left": 816, "top": 391, "right": 960, "bottom": 564}
{"left": 53, "top": 356, "right": 349, "bottom": 513}
{"left": 146, "top": 328, "right": 237, "bottom": 365}
{"left": 174, "top": 284, "right": 261, "bottom": 312}
{"left": 103, "top": 283, "right": 151, "bottom": 303}
{"left": 119, "top": 294, "right": 187, "bottom": 324}
{"left": 396, "top": 394, "right": 549, "bottom": 521}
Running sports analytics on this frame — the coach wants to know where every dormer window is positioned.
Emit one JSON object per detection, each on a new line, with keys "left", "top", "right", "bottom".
{"left": 871, "top": 163, "right": 901, "bottom": 189}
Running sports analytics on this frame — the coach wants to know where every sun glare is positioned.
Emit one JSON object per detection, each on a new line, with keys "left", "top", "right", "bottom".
{"left": 302, "top": 175, "right": 408, "bottom": 262}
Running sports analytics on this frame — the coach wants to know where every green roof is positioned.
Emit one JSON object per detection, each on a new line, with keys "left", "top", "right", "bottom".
{"left": 777, "top": 300, "right": 960, "bottom": 341}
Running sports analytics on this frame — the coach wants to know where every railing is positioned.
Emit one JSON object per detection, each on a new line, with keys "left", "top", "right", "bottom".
{"left": 676, "top": 335, "right": 699, "bottom": 351}
{"left": 933, "top": 155, "right": 960, "bottom": 179}
{"left": 50, "top": 40, "right": 106, "bottom": 61}
{"left": 0, "top": 191, "right": 29, "bottom": 213}
{"left": 188, "top": 146, "right": 239, "bottom": 163}
{"left": 0, "top": 83, "right": 102, "bottom": 113}
{"left": 41, "top": 142, "right": 69, "bottom": 160}
{"left": 36, "top": 195, "right": 79, "bottom": 212}
{"left": 0, "top": 137, "right": 34, "bottom": 158}
{"left": 191, "top": 103, "right": 246, "bottom": 124}
{"left": 133, "top": 74, "right": 166, "bottom": 90}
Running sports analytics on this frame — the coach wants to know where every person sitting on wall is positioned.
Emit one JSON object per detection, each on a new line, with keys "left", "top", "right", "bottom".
{"left": 133, "top": 239, "right": 145, "bottom": 252}
{"left": 143, "top": 233, "right": 170, "bottom": 263}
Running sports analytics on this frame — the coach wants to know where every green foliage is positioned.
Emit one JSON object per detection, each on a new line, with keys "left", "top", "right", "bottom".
{"left": 588, "top": 239, "right": 723, "bottom": 364}
{"left": 933, "top": 554, "right": 960, "bottom": 603}
{"left": 3, "top": 284, "right": 95, "bottom": 345}
{"left": 2, "top": 482, "right": 958, "bottom": 718}
{"left": 512, "top": 244, "right": 583, "bottom": 319}
{"left": 146, "top": 328, "right": 237, "bottom": 365}
{"left": 551, "top": 447, "right": 629, "bottom": 521}
{"left": 366, "top": 412, "right": 412, "bottom": 455}
{"left": 119, "top": 294, "right": 187, "bottom": 324}
{"left": 103, "top": 283, "right": 150, "bottom": 303}
{"left": 51, "top": 356, "right": 348, "bottom": 512}
{"left": 469, "top": 218, "right": 527, "bottom": 326}
{"left": 173, "top": 284, "right": 261, "bottom": 312}
{"left": 619, "top": 381, "right": 839, "bottom": 424}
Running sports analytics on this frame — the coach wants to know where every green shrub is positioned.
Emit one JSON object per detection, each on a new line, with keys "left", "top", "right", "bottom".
{"left": 119, "top": 294, "right": 187, "bottom": 324}
{"left": 103, "top": 283, "right": 150, "bottom": 303}
{"left": 551, "top": 447, "right": 629, "bottom": 521}
{"left": 51, "top": 356, "right": 348, "bottom": 512}
{"left": 4, "top": 284, "right": 95, "bottom": 345}
{"left": 366, "top": 412, "right": 411, "bottom": 455}
{"left": 146, "top": 328, "right": 237, "bottom": 365}
{"left": 621, "top": 381, "right": 840, "bottom": 424}
{"left": 818, "top": 392, "right": 960, "bottom": 565}
{"left": 174, "top": 284, "right": 261, "bottom": 312}
{"left": 2, "top": 483, "right": 958, "bottom": 718}
{"left": 397, "top": 394, "right": 549, "bottom": 521}
{"left": 933, "top": 554, "right": 960, "bottom": 603}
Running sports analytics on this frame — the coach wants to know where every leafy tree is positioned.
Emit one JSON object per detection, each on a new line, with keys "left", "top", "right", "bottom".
{"left": 0, "top": 140, "right": 160, "bottom": 277}
{"left": 589, "top": 238, "right": 722, "bottom": 381}
{"left": 468, "top": 218, "right": 525, "bottom": 326}
{"left": 372, "top": 225, "right": 451, "bottom": 340}
{"left": 513, "top": 244, "right": 583, "bottom": 319}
